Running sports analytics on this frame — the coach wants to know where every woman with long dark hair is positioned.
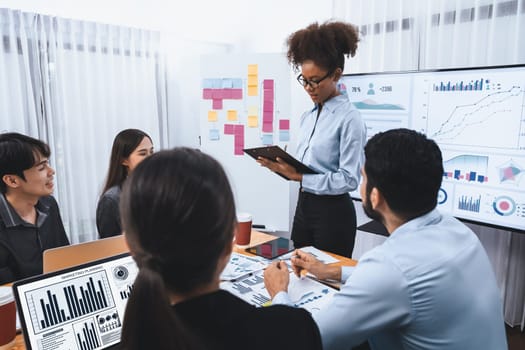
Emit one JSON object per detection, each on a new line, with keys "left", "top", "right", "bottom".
{"left": 96, "top": 129, "right": 153, "bottom": 238}
{"left": 119, "top": 148, "right": 322, "bottom": 350}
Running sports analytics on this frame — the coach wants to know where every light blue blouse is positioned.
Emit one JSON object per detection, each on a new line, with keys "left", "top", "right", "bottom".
{"left": 296, "top": 94, "right": 366, "bottom": 195}
{"left": 273, "top": 209, "right": 507, "bottom": 350}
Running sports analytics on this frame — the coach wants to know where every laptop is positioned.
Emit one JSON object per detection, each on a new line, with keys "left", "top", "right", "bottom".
{"left": 13, "top": 253, "right": 138, "bottom": 350}
{"left": 43, "top": 235, "right": 129, "bottom": 273}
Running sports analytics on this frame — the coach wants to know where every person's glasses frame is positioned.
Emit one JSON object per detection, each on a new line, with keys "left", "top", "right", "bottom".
{"left": 296, "top": 70, "right": 334, "bottom": 89}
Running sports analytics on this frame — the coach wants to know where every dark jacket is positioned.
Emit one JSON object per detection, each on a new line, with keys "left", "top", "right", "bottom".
{"left": 0, "top": 195, "right": 69, "bottom": 284}
{"left": 173, "top": 289, "right": 323, "bottom": 350}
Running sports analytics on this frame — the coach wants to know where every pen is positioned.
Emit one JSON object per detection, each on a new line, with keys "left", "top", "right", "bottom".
{"left": 284, "top": 145, "right": 288, "bottom": 152}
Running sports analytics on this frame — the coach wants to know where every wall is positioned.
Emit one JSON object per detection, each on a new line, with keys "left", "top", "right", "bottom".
{"left": 1, "top": 0, "right": 333, "bottom": 147}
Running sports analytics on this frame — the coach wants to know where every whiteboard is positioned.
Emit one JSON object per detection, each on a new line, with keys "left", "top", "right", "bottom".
{"left": 200, "top": 53, "right": 292, "bottom": 231}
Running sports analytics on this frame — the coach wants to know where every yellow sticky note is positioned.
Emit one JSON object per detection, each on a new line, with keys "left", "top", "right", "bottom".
{"left": 247, "top": 116, "right": 258, "bottom": 127}
{"left": 227, "top": 110, "right": 238, "bottom": 121}
{"left": 248, "top": 106, "right": 258, "bottom": 116}
{"left": 207, "top": 110, "right": 218, "bottom": 122}
{"left": 262, "top": 300, "right": 272, "bottom": 307}
{"left": 248, "top": 64, "right": 258, "bottom": 75}
{"left": 247, "top": 75, "right": 258, "bottom": 86}
{"left": 248, "top": 86, "right": 258, "bottom": 96}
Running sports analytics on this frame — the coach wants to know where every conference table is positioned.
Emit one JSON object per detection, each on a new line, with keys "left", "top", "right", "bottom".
{"left": 11, "top": 231, "right": 357, "bottom": 349}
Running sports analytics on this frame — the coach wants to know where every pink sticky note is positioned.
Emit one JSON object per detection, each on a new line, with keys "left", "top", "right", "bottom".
{"left": 234, "top": 124, "right": 244, "bottom": 135}
{"left": 213, "top": 89, "right": 224, "bottom": 99}
{"left": 263, "top": 100, "right": 273, "bottom": 112}
{"left": 263, "top": 91, "right": 274, "bottom": 102}
{"left": 234, "top": 146, "right": 244, "bottom": 156}
{"left": 262, "top": 121, "right": 273, "bottom": 133}
{"left": 263, "top": 111, "right": 273, "bottom": 122}
{"left": 212, "top": 99, "right": 223, "bottom": 109}
{"left": 279, "top": 119, "right": 290, "bottom": 130}
{"left": 224, "top": 124, "right": 234, "bottom": 134}
{"left": 231, "top": 89, "right": 243, "bottom": 99}
{"left": 202, "top": 89, "right": 213, "bottom": 99}
{"left": 222, "top": 89, "right": 233, "bottom": 99}
{"left": 263, "top": 79, "right": 274, "bottom": 90}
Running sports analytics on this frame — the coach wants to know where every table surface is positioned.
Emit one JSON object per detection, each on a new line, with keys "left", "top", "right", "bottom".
{"left": 12, "top": 230, "right": 357, "bottom": 349}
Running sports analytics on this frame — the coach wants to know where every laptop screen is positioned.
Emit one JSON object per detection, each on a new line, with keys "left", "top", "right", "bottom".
{"left": 13, "top": 253, "right": 138, "bottom": 350}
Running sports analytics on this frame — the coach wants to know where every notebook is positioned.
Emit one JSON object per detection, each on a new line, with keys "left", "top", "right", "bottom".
{"left": 13, "top": 253, "right": 138, "bottom": 350}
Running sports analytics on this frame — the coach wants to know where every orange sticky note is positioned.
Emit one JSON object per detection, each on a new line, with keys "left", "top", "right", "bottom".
{"left": 248, "top": 64, "right": 258, "bottom": 75}
{"left": 208, "top": 110, "right": 218, "bottom": 122}
{"left": 248, "top": 116, "right": 258, "bottom": 127}
{"left": 227, "top": 110, "right": 238, "bottom": 121}
{"left": 248, "top": 86, "right": 258, "bottom": 96}
{"left": 247, "top": 75, "right": 258, "bottom": 86}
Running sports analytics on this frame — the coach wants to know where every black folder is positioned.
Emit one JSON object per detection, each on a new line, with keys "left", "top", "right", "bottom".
{"left": 243, "top": 145, "right": 318, "bottom": 180}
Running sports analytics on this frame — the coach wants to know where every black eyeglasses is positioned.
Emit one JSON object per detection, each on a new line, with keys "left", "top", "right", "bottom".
{"left": 296, "top": 70, "right": 333, "bottom": 89}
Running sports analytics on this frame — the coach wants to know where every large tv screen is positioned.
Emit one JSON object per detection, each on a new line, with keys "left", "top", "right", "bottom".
{"left": 341, "top": 64, "right": 525, "bottom": 232}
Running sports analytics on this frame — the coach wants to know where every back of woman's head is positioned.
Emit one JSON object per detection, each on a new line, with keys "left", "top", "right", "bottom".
{"left": 102, "top": 128, "right": 151, "bottom": 193}
{"left": 286, "top": 20, "right": 359, "bottom": 72}
{"left": 121, "top": 147, "right": 236, "bottom": 293}
{"left": 119, "top": 147, "right": 235, "bottom": 350}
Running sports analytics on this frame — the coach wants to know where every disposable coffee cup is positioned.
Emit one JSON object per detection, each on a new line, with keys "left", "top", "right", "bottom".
{"left": 236, "top": 212, "right": 252, "bottom": 246}
{"left": 0, "top": 287, "right": 16, "bottom": 350}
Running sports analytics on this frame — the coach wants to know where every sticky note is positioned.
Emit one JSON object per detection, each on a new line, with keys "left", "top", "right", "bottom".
{"left": 262, "top": 111, "right": 273, "bottom": 123}
{"left": 263, "top": 79, "right": 274, "bottom": 90}
{"left": 248, "top": 106, "right": 258, "bottom": 117}
{"left": 222, "top": 89, "right": 233, "bottom": 99}
{"left": 263, "top": 100, "right": 273, "bottom": 112}
{"left": 227, "top": 110, "right": 238, "bottom": 121}
{"left": 202, "top": 79, "right": 214, "bottom": 89}
{"left": 248, "top": 86, "right": 258, "bottom": 96}
{"left": 263, "top": 91, "right": 274, "bottom": 102}
{"left": 209, "top": 129, "right": 220, "bottom": 140}
{"left": 279, "top": 130, "right": 290, "bottom": 142}
{"left": 262, "top": 134, "right": 273, "bottom": 145}
{"left": 212, "top": 99, "right": 223, "bottom": 109}
{"left": 222, "top": 78, "right": 233, "bottom": 88}
{"left": 208, "top": 111, "right": 218, "bottom": 122}
{"left": 202, "top": 89, "right": 213, "bottom": 99}
{"left": 262, "top": 121, "right": 273, "bottom": 133}
{"left": 247, "top": 75, "right": 258, "bottom": 86}
{"left": 224, "top": 124, "right": 234, "bottom": 134}
{"left": 248, "top": 116, "right": 258, "bottom": 127}
{"left": 232, "top": 79, "right": 243, "bottom": 88}
{"left": 279, "top": 119, "right": 290, "bottom": 130}
{"left": 248, "top": 64, "right": 258, "bottom": 75}
{"left": 231, "top": 89, "right": 243, "bottom": 99}
{"left": 234, "top": 124, "right": 244, "bottom": 135}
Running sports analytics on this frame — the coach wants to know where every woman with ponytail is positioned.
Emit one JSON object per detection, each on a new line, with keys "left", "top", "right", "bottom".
{"left": 119, "top": 147, "right": 322, "bottom": 350}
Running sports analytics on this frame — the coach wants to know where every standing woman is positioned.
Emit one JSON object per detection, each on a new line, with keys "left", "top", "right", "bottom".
{"left": 119, "top": 148, "right": 322, "bottom": 350}
{"left": 96, "top": 129, "right": 153, "bottom": 238}
{"left": 258, "top": 21, "right": 366, "bottom": 257}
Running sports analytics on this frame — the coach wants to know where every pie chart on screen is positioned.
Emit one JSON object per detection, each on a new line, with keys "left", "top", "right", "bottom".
{"left": 492, "top": 196, "right": 516, "bottom": 216}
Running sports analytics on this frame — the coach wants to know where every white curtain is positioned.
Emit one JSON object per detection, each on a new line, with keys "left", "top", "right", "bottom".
{"left": 333, "top": 0, "right": 525, "bottom": 329}
{"left": 0, "top": 8, "right": 167, "bottom": 243}
{"left": 0, "top": 10, "right": 40, "bottom": 135}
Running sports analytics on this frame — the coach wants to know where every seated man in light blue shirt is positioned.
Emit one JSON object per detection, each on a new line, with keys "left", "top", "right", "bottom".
{"left": 264, "top": 128, "right": 507, "bottom": 350}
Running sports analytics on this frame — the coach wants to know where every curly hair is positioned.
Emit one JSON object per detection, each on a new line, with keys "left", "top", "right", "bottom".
{"left": 286, "top": 20, "right": 359, "bottom": 73}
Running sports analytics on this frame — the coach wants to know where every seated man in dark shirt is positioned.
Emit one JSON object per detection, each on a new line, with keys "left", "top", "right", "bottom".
{"left": 0, "top": 132, "right": 70, "bottom": 284}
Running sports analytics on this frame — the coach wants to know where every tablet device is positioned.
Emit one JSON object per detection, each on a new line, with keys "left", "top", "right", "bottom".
{"left": 243, "top": 145, "right": 318, "bottom": 180}
{"left": 245, "top": 237, "right": 295, "bottom": 259}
